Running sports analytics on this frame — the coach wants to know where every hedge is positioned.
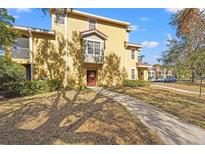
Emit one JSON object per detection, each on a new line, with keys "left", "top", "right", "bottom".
{"left": 3, "top": 80, "right": 62, "bottom": 98}
{"left": 123, "top": 79, "right": 150, "bottom": 87}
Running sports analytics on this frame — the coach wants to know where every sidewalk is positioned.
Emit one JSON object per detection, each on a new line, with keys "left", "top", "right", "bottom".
{"left": 151, "top": 84, "right": 205, "bottom": 95}
{"left": 91, "top": 87, "right": 205, "bottom": 144}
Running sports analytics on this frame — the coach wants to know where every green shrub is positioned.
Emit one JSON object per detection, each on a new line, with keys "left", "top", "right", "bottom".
{"left": 3, "top": 80, "right": 62, "bottom": 97}
{"left": 0, "top": 57, "right": 25, "bottom": 84}
{"left": 123, "top": 79, "right": 150, "bottom": 87}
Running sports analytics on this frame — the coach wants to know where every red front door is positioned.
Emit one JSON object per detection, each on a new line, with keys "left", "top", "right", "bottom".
{"left": 87, "top": 70, "right": 97, "bottom": 86}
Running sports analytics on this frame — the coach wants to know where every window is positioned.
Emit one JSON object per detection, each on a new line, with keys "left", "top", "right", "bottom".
{"left": 87, "top": 40, "right": 101, "bottom": 55}
{"left": 55, "top": 16, "right": 64, "bottom": 24}
{"left": 131, "top": 49, "right": 135, "bottom": 60}
{"left": 131, "top": 69, "right": 135, "bottom": 80}
{"left": 89, "top": 19, "right": 96, "bottom": 30}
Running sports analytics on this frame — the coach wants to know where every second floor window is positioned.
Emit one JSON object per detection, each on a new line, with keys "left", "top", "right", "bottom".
{"left": 131, "top": 49, "right": 135, "bottom": 60}
{"left": 89, "top": 19, "right": 96, "bottom": 30}
{"left": 88, "top": 40, "right": 101, "bottom": 55}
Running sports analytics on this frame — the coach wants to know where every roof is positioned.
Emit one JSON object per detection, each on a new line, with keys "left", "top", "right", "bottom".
{"left": 137, "top": 62, "right": 151, "bottom": 68}
{"left": 13, "top": 25, "right": 55, "bottom": 35}
{"left": 125, "top": 42, "right": 143, "bottom": 49}
{"left": 69, "top": 10, "right": 131, "bottom": 27}
{"left": 81, "top": 29, "right": 108, "bottom": 40}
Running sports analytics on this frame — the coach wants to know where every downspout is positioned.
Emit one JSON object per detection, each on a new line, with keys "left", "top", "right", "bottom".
{"left": 65, "top": 10, "right": 68, "bottom": 87}
{"left": 29, "top": 30, "right": 33, "bottom": 80}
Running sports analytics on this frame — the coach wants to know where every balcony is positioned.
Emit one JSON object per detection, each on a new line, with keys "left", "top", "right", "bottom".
{"left": 12, "top": 47, "right": 30, "bottom": 59}
{"left": 84, "top": 54, "right": 104, "bottom": 64}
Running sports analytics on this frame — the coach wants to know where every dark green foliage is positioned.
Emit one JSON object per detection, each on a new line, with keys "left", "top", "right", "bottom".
{"left": 0, "top": 57, "right": 25, "bottom": 83}
{"left": 0, "top": 8, "right": 19, "bottom": 48}
{"left": 3, "top": 80, "right": 62, "bottom": 97}
{"left": 159, "top": 9, "right": 205, "bottom": 81}
{"left": 123, "top": 80, "right": 150, "bottom": 87}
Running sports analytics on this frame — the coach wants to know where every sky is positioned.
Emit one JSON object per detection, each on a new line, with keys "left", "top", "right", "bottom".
{"left": 6, "top": 8, "right": 180, "bottom": 64}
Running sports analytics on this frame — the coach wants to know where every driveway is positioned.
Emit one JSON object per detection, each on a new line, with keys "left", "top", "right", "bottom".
{"left": 91, "top": 87, "right": 205, "bottom": 144}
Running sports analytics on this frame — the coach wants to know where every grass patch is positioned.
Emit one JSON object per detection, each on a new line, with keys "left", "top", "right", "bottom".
{"left": 107, "top": 86, "right": 205, "bottom": 130}
{"left": 0, "top": 89, "right": 162, "bottom": 144}
{"left": 152, "top": 82, "right": 205, "bottom": 93}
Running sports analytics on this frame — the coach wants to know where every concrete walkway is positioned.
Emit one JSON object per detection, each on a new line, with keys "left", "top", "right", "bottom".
{"left": 91, "top": 87, "right": 205, "bottom": 144}
{"left": 151, "top": 84, "right": 205, "bottom": 95}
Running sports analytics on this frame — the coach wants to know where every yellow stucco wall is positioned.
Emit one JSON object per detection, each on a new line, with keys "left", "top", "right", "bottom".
{"left": 125, "top": 47, "right": 139, "bottom": 80}
{"left": 51, "top": 12, "right": 143, "bottom": 86}
{"left": 9, "top": 11, "right": 148, "bottom": 87}
{"left": 144, "top": 69, "right": 148, "bottom": 80}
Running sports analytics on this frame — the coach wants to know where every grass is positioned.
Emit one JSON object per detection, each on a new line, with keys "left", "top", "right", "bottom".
{"left": 152, "top": 82, "right": 205, "bottom": 93}
{"left": 0, "top": 89, "right": 162, "bottom": 145}
{"left": 107, "top": 86, "right": 205, "bottom": 130}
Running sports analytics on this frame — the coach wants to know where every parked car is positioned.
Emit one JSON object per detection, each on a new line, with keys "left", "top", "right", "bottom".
{"left": 148, "top": 77, "right": 155, "bottom": 82}
{"left": 155, "top": 77, "right": 165, "bottom": 82}
{"left": 164, "top": 76, "right": 176, "bottom": 83}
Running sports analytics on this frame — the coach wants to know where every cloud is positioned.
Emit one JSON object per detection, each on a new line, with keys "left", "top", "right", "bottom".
{"left": 131, "top": 25, "right": 140, "bottom": 31}
{"left": 13, "top": 15, "right": 19, "bottom": 19}
{"left": 165, "top": 8, "right": 183, "bottom": 13}
{"left": 131, "top": 25, "right": 147, "bottom": 31}
{"left": 142, "top": 41, "right": 159, "bottom": 48}
{"left": 141, "top": 17, "right": 150, "bottom": 21}
{"left": 16, "top": 8, "right": 31, "bottom": 12}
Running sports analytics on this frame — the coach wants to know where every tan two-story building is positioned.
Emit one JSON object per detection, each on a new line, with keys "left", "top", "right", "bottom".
{"left": 6, "top": 9, "right": 149, "bottom": 87}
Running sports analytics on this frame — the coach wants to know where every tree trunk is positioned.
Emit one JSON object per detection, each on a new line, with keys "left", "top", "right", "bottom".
{"left": 191, "top": 67, "right": 196, "bottom": 82}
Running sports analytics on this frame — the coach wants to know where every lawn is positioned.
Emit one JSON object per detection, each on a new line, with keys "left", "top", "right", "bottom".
{"left": 0, "top": 89, "right": 162, "bottom": 145}
{"left": 107, "top": 86, "right": 205, "bottom": 130}
{"left": 152, "top": 82, "right": 205, "bottom": 93}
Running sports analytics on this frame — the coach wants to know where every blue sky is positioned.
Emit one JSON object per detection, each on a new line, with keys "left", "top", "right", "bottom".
{"left": 7, "top": 8, "right": 179, "bottom": 64}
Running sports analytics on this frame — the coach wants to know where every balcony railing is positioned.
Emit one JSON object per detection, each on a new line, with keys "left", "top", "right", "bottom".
{"left": 12, "top": 47, "right": 30, "bottom": 59}
{"left": 84, "top": 54, "right": 104, "bottom": 64}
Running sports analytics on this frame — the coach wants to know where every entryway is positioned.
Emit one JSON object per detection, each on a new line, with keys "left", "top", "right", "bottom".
{"left": 87, "top": 70, "right": 97, "bottom": 86}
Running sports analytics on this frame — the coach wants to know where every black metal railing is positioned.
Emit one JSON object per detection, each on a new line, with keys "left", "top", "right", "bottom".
{"left": 84, "top": 53, "right": 104, "bottom": 64}
{"left": 12, "top": 48, "right": 30, "bottom": 59}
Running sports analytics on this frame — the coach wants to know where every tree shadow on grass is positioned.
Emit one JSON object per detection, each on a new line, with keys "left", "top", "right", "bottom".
{"left": 0, "top": 89, "right": 154, "bottom": 145}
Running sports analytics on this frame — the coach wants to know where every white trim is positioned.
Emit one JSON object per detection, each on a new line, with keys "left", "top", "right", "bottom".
{"left": 69, "top": 10, "right": 130, "bottom": 26}
{"left": 137, "top": 65, "right": 150, "bottom": 68}
{"left": 84, "top": 38, "right": 103, "bottom": 55}
{"left": 126, "top": 26, "right": 133, "bottom": 32}
{"left": 126, "top": 42, "right": 143, "bottom": 48}
{"left": 14, "top": 25, "right": 55, "bottom": 35}
{"left": 85, "top": 38, "right": 104, "bottom": 43}
{"left": 81, "top": 30, "right": 107, "bottom": 40}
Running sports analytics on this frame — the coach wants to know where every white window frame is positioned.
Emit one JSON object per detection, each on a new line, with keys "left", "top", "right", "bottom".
{"left": 84, "top": 38, "right": 103, "bottom": 55}
{"left": 88, "top": 19, "right": 97, "bottom": 30}
{"left": 130, "top": 68, "right": 136, "bottom": 80}
{"left": 131, "top": 49, "right": 135, "bottom": 60}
